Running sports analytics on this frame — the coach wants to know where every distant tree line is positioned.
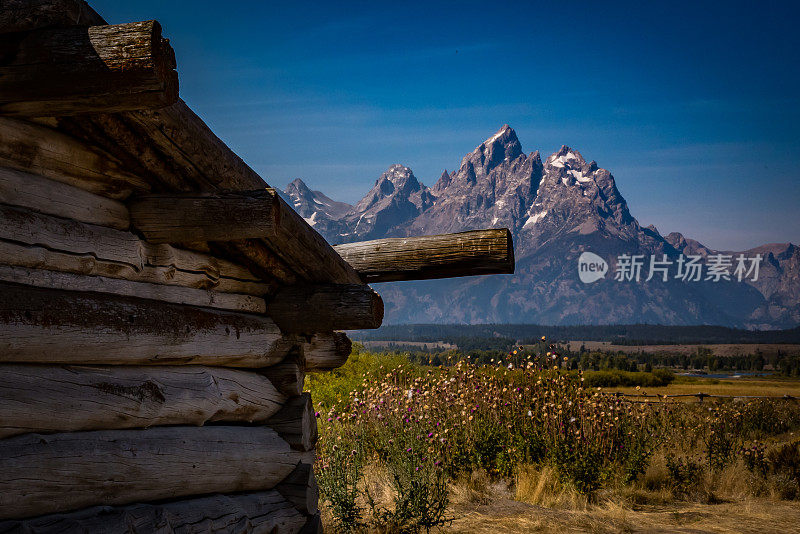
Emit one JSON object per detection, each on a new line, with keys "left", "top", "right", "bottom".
{"left": 354, "top": 323, "right": 800, "bottom": 345}
{"left": 366, "top": 343, "right": 800, "bottom": 378}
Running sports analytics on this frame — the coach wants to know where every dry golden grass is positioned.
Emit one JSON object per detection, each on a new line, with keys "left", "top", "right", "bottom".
{"left": 514, "top": 465, "right": 587, "bottom": 509}
{"left": 325, "top": 459, "right": 800, "bottom": 533}
{"left": 445, "top": 499, "right": 800, "bottom": 534}
{"left": 443, "top": 463, "right": 800, "bottom": 534}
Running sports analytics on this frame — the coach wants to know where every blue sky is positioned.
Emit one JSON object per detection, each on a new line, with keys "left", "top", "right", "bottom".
{"left": 94, "top": 1, "right": 799, "bottom": 250}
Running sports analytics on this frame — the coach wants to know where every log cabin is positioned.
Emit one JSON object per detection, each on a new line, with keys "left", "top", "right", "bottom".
{"left": 0, "top": 1, "right": 515, "bottom": 532}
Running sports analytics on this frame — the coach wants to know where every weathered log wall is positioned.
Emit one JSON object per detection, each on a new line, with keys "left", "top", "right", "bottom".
{"left": 0, "top": 491, "right": 309, "bottom": 534}
{"left": 0, "top": 426, "right": 314, "bottom": 519}
{"left": 0, "top": 364, "right": 289, "bottom": 438}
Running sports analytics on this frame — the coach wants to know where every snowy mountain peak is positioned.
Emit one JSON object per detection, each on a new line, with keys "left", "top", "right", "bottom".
{"left": 354, "top": 164, "right": 426, "bottom": 213}
{"left": 380, "top": 164, "right": 423, "bottom": 191}
{"left": 546, "top": 146, "right": 586, "bottom": 169}
{"left": 285, "top": 177, "right": 312, "bottom": 198}
{"left": 335, "top": 164, "right": 434, "bottom": 242}
{"left": 482, "top": 124, "right": 517, "bottom": 147}
{"left": 458, "top": 125, "right": 524, "bottom": 176}
{"left": 282, "top": 178, "right": 351, "bottom": 231}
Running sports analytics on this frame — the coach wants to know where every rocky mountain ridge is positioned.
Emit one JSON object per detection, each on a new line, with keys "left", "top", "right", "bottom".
{"left": 283, "top": 126, "right": 799, "bottom": 328}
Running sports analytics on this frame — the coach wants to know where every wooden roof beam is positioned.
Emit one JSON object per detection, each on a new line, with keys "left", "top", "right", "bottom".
{"left": 0, "top": 20, "right": 178, "bottom": 117}
{"left": 268, "top": 285, "right": 383, "bottom": 334}
{"left": 334, "top": 228, "right": 515, "bottom": 282}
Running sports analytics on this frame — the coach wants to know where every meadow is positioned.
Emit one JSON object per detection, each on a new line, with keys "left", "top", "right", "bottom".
{"left": 308, "top": 343, "right": 800, "bottom": 533}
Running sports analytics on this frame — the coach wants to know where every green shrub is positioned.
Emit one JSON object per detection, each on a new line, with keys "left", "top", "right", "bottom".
{"left": 317, "top": 437, "right": 366, "bottom": 532}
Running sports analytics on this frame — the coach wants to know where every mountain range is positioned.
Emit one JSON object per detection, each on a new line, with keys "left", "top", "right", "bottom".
{"left": 283, "top": 126, "right": 799, "bottom": 329}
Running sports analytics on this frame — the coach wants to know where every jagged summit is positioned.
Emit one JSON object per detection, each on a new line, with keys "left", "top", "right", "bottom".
{"left": 335, "top": 164, "right": 434, "bottom": 242}
{"left": 352, "top": 164, "right": 430, "bottom": 213}
{"left": 458, "top": 125, "right": 524, "bottom": 178}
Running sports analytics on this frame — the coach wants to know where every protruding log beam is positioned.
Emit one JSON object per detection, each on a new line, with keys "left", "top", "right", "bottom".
{"left": 269, "top": 284, "right": 383, "bottom": 334}
{"left": 0, "top": 364, "right": 287, "bottom": 438}
{"left": 334, "top": 228, "right": 515, "bottom": 282}
{"left": 260, "top": 359, "right": 305, "bottom": 397}
{"left": 0, "top": 0, "right": 106, "bottom": 34}
{"left": 0, "top": 282, "right": 295, "bottom": 367}
{"left": 0, "top": 20, "right": 178, "bottom": 117}
{"left": 129, "top": 189, "right": 362, "bottom": 284}
{"left": 266, "top": 393, "right": 318, "bottom": 452}
{"left": 0, "top": 426, "right": 311, "bottom": 520}
{"left": 276, "top": 463, "right": 319, "bottom": 516}
{"left": 0, "top": 490, "right": 307, "bottom": 534}
{"left": 299, "top": 332, "right": 352, "bottom": 372}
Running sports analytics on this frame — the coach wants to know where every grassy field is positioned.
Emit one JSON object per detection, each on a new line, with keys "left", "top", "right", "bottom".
{"left": 309, "top": 347, "right": 800, "bottom": 533}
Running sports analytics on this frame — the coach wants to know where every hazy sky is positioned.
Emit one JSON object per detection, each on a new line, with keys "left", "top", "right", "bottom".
{"left": 94, "top": 0, "right": 799, "bottom": 251}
